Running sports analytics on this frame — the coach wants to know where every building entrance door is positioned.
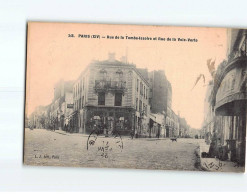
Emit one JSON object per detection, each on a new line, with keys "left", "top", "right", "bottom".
{"left": 107, "top": 116, "right": 114, "bottom": 136}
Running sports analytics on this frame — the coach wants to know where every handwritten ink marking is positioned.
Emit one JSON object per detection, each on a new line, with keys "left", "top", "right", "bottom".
{"left": 87, "top": 130, "right": 123, "bottom": 159}
{"left": 89, "top": 140, "right": 95, "bottom": 146}
{"left": 202, "top": 158, "right": 240, "bottom": 171}
{"left": 97, "top": 141, "right": 112, "bottom": 158}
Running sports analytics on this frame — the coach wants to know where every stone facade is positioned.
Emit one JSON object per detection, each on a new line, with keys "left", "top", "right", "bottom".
{"left": 72, "top": 54, "right": 150, "bottom": 136}
{"left": 148, "top": 70, "right": 169, "bottom": 113}
{"left": 47, "top": 80, "right": 74, "bottom": 130}
{"left": 29, "top": 54, "right": 194, "bottom": 139}
{"left": 204, "top": 29, "right": 247, "bottom": 165}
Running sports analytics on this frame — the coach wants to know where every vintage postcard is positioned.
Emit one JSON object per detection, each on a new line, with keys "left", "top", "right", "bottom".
{"left": 24, "top": 22, "right": 246, "bottom": 172}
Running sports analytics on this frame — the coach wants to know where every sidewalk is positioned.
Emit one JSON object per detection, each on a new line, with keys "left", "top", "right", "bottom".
{"left": 52, "top": 130, "right": 171, "bottom": 140}
{"left": 52, "top": 129, "right": 131, "bottom": 139}
{"left": 199, "top": 141, "right": 245, "bottom": 172}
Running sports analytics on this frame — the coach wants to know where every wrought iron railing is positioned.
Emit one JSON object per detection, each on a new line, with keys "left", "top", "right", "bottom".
{"left": 95, "top": 80, "right": 126, "bottom": 91}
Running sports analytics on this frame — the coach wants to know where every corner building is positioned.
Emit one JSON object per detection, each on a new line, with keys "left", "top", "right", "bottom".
{"left": 73, "top": 54, "right": 150, "bottom": 136}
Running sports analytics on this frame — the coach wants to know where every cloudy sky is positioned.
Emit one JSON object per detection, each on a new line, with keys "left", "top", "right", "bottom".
{"left": 26, "top": 22, "right": 227, "bottom": 129}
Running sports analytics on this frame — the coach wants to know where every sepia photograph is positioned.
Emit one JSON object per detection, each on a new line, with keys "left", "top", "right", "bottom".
{"left": 24, "top": 22, "right": 246, "bottom": 172}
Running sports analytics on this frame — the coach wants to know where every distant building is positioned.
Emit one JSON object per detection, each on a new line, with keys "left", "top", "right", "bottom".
{"left": 167, "top": 81, "right": 172, "bottom": 109}
{"left": 178, "top": 116, "right": 189, "bottom": 138}
{"left": 147, "top": 70, "right": 175, "bottom": 138}
{"left": 173, "top": 111, "right": 180, "bottom": 137}
{"left": 29, "top": 105, "right": 48, "bottom": 129}
{"left": 148, "top": 70, "right": 170, "bottom": 114}
{"left": 49, "top": 79, "right": 74, "bottom": 130}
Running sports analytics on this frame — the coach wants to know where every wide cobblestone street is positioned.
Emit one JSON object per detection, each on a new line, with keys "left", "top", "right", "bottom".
{"left": 24, "top": 128, "right": 204, "bottom": 171}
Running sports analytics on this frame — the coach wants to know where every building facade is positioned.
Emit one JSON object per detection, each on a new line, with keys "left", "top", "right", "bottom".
{"left": 148, "top": 70, "right": 169, "bottom": 113}
{"left": 29, "top": 105, "right": 48, "bottom": 129}
{"left": 28, "top": 54, "right": 195, "bottom": 139}
{"left": 202, "top": 80, "right": 215, "bottom": 143}
{"left": 72, "top": 53, "right": 150, "bottom": 136}
{"left": 48, "top": 80, "right": 74, "bottom": 130}
{"left": 208, "top": 29, "right": 246, "bottom": 165}
{"left": 148, "top": 70, "right": 175, "bottom": 137}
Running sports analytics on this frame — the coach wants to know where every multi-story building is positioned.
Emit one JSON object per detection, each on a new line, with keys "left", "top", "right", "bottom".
{"left": 165, "top": 109, "right": 179, "bottom": 138}
{"left": 202, "top": 80, "right": 215, "bottom": 143}
{"left": 148, "top": 70, "right": 170, "bottom": 113}
{"left": 49, "top": 79, "right": 74, "bottom": 130}
{"left": 209, "top": 29, "right": 247, "bottom": 165}
{"left": 28, "top": 105, "right": 48, "bottom": 129}
{"left": 167, "top": 81, "right": 172, "bottom": 109}
{"left": 148, "top": 70, "right": 173, "bottom": 137}
{"left": 165, "top": 107, "right": 172, "bottom": 137}
{"left": 72, "top": 53, "right": 150, "bottom": 136}
{"left": 173, "top": 111, "right": 180, "bottom": 137}
{"left": 178, "top": 116, "right": 189, "bottom": 138}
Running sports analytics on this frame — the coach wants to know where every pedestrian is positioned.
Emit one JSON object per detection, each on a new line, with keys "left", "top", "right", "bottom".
{"left": 130, "top": 130, "right": 134, "bottom": 139}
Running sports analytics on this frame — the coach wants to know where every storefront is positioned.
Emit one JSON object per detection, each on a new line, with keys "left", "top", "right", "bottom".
{"left": 213, "top": 57, "right": 246, "bottom": 165}
{"left": 83, "top": 106, "right": 135, "bottom": 136}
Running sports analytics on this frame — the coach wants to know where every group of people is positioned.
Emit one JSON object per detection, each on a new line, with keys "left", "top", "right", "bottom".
{"left": 64, "top": 124, "right": 75, "bottom": 133}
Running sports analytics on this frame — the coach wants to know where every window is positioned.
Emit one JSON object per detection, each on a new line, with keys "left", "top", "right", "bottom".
{"left": 137, "top": 79, "right": 139, "bottom": 91}
{"left": 115, "top": 93, "right": 122, "bottom": 106}
{"left": 116, "top": 69, "right": 123, "bottom": 81}
{"left": 136, "top": 98, "right": 138, "bottom": 110}
{"left": 139, "top": 100, "right": 142, "bottom": 112}
{"left": 140, "top": 82, "right": 143, "bottom": 95}
{"left": 98, "top": 92, "right": 105, "bottom": 105}
{"left": 100, "top": 69, "right": 107, "bottom": 80}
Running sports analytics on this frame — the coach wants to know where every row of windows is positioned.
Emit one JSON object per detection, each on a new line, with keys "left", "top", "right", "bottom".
{"left": 74, "top": 78, "right": 85, "bottom": 98}
{"left": 98, "top": 92, "right": 122, "bottom": 106}
{"left": 74, "top": 96, "right": 84, "bottom": 111}
{"left": 136, "top": 78, "right": 148, "bottom": 99}
{"left": 99, "top": 69, "right": 123, "bottom": 81}
{"left": 135, "top": 98, "right": 147, "bottom": 115}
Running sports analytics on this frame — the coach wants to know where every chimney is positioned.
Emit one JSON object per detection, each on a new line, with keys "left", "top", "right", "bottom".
{"left": 108, "top": 52, "right": 116, "bottom": 62}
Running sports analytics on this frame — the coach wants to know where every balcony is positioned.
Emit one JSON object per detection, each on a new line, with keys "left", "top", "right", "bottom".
{"left": 210, "top": 55, "right": 247, "bottom": 108}
{"left": 95, "top": 80, "right": 126, "bottom": 93}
